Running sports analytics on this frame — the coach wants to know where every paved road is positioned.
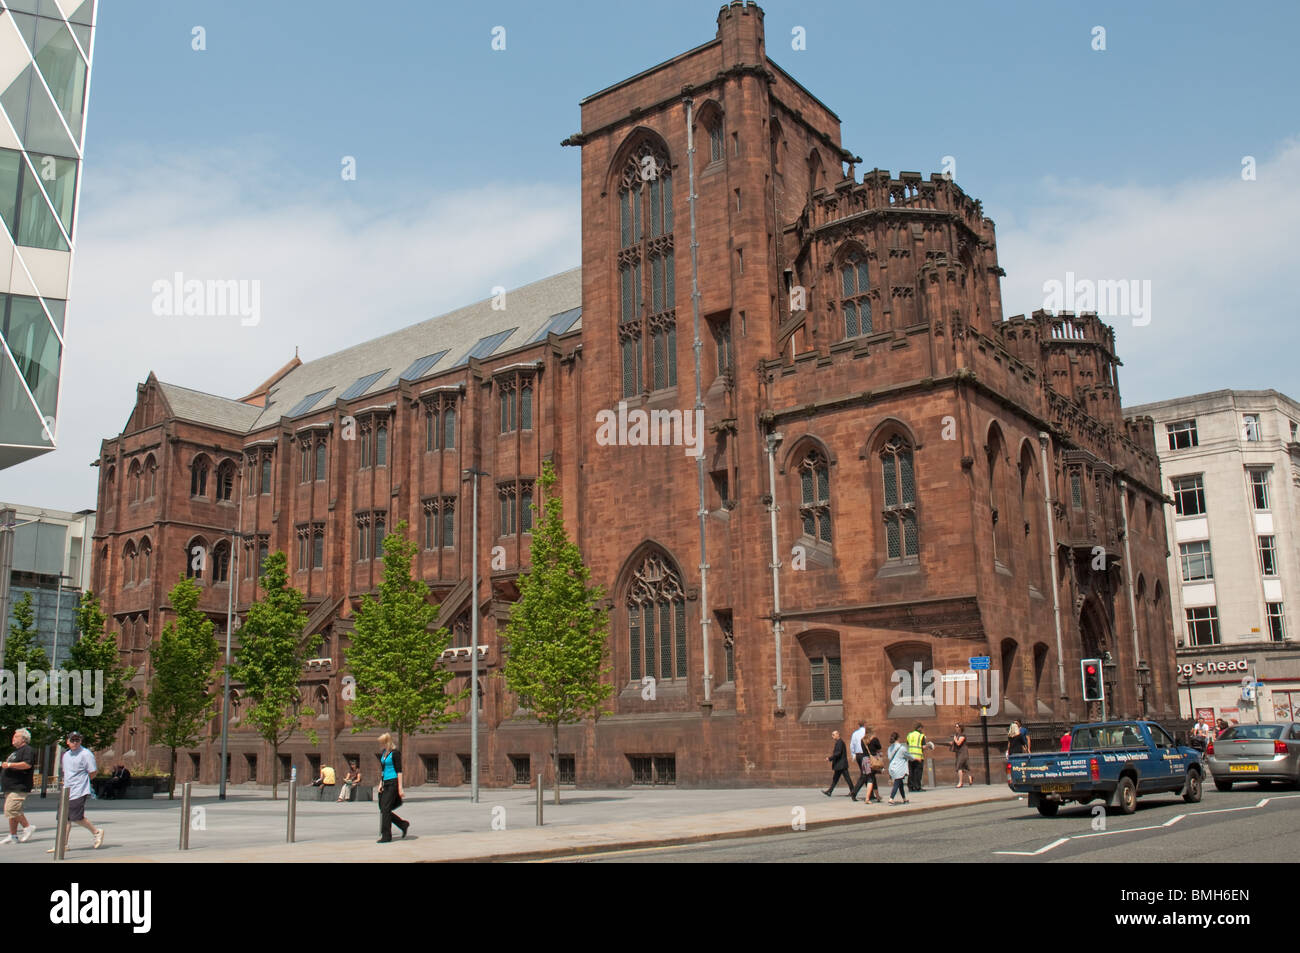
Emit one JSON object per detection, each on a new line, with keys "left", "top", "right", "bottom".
{"left": 555, "top": 785, "right": 1300, "bottom": 863}
{"left": 0, "top": 781, "right": 1012, "bottom": 863}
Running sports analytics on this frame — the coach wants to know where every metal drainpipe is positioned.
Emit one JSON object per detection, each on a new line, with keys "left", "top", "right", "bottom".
{"left": 1118, "top": 479, "right": 1141, "bottom": 677}
{"left": 684, "top": 97, "right": 711, "bottom": 704}
{"left": 1039, "top": 432, "right": 1066, "bottom": 699}
{"left": 766, "top": 432, "right": 785, "bottom": 712}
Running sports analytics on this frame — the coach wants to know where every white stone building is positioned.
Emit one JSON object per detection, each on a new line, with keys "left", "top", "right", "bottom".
{"left": 1123, "top": 389, "right": 1300, "bottom": 726}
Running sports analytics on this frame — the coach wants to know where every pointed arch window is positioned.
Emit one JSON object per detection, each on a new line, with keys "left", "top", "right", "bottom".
{"left": 190, "top": 457, "right": 209, "bottom": 498}
{"left": 123, "top": 541, "right": 136, "bottom": 586}
{"left": 617, "top": 140, "right": 675, "bottom": 397}
{"left": 215, "top": 460, "right": 235, "bottom": 501}
{"left": 139, "top": 539, "right": 151, "bottom": 582}
{"left": 213, "top": 540, "right": 231, "bottom": 583}
{"left": 146, "top": 456, "right": 157, "bottom": 499}
{"left": 185, "top": 537, "right": 206, "bottom": 581}
{"left": 840, "top": 252, "right": 872, "bottom": 338}
{"left": 627, "top": 552, "right": 688, "bottom": 683}
{"left": 881, "top": 435, "right": 918, "bottom": 559}
{"left": 798, "top": 450, "right": 832, "bottom": 545}
{"left": 128, "top": 460, "right": 141, "bottom": 503}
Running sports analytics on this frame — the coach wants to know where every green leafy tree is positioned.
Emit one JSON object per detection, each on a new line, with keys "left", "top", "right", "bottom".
{"left": 230, "top": 550, "right": 319, "bottom": 799}
{"left": 502, "top": 461, "right": 612, "bottom": 803}
{"left": 345, "top": 521, "right": 463, "bottom": 756}
{"left": 145, "top": 577, "right": 221, "bottom": 798}
{"left": 49, "top": 591, "right": 137, "bottom": 752}
{"left": 1, "top": 592, "right": 54, "bottom": 761}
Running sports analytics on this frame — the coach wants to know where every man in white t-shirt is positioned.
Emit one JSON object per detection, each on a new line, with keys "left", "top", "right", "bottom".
{"left": 46, "top": 732, "right": 104, "bottom": 852}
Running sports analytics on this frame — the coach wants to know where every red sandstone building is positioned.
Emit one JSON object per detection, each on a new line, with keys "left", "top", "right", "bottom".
{"left": 92, "top": 2, "right": 1180, "bottom": 788}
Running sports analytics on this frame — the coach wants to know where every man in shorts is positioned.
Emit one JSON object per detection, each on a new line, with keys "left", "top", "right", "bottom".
{"left": 0, "top": 728, "right": 38, "bottom": 844}
{"left": 47, "top": 732, "right": 103, "bottom": 852}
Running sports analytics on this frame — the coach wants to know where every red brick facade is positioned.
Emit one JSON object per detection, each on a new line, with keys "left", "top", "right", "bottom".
{"left": 91, "top": 2, "right": 1179, "bottom": 789}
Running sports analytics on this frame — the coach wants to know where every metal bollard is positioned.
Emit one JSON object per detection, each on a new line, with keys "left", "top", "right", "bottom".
{"left": 287, "top": 779, "right": 297, "bottom": 843}
{"left": 179, "top": 782, "right": 192, "bottom": 850}
{"left": 927, "top": 756, "right": 935, "bottom": 789}
{"left": 53, "top": 785, "right": 70, "bottom": 861}
{"left": 536, "top": 773, "right": 543, "bottom": 826}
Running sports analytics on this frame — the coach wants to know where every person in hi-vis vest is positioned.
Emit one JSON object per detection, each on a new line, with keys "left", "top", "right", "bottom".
{"left": 905, "top": 724, "right": 934, "bottom": 792}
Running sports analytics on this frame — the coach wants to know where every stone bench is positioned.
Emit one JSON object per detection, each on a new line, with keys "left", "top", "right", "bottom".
{"left": 295, "top": 782, "right": 373, "bottom": 802}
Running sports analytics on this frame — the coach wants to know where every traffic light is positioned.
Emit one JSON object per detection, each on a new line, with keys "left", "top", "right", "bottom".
{"left": 1081, "top": 659, "right": 1103, "bottom": 702}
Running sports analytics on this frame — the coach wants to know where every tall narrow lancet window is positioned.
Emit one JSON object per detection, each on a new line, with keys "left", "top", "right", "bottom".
{"left": 881, "top": 435, "right": 918, "bottom": 559}
{"left": 617, "top": 139, "right": 674, "bottom": 397}
{"left": 798, "top": 450, "right": 832, "bottom": 545}
{"left": 840, "top": 252, "right": 871, "bottom": 338}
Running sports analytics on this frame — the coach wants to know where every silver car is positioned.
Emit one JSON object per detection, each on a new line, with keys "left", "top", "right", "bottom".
{"left": 1206, "top": 722, "right": 1300, "bottom": 790}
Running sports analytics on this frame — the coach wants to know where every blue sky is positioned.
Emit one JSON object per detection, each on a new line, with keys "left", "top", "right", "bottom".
{"left": 3, "top": 0, "right": 1298, "bottom": 509}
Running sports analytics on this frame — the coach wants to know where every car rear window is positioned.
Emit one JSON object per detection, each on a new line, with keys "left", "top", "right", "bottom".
{"left": 1220, "top": 725, "right": 1283, "bottom": 740}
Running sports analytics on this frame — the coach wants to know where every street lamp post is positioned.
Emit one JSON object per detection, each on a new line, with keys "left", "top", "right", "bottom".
{"left": 1136, "top": 661, "right": 1152, "bottom": 718}
{"left": 1180, "top": 672, "right": 1195, "bottom": 720}
{"left": 43, "top": 571, "right": 72, "bottom": 799}
{"left": 219, "top": 481, "right": 246, "bottom": 800}
{"left": 462, "top": 466, "right": 488, "bottom": 804}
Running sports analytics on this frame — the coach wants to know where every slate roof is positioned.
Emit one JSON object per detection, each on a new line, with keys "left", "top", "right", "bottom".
{"left": 156, "top": 382, "right": 263, "bottom": 433}
{"left": 153, "top": 268, "right": 582, "bottom": 435}
{"left": 249, "top": 268, "right": 581, "bottom": 431}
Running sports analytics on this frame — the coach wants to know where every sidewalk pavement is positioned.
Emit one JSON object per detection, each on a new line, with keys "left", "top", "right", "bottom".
{"left": 0, "top": 779, "right": 1018, "bottom": 863}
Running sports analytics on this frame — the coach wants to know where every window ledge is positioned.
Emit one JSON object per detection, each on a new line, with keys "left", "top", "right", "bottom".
{"left": 799, "top": 701, "right": 844, "bottom": 724}
{"left": 886, "top": 702, "right": 936, "bottom": 720}
{"left": 796, "top": 536, "right": 833, "bottom": 568}
{"left": 876, "top": 560, "right": 920, "bottom": 580}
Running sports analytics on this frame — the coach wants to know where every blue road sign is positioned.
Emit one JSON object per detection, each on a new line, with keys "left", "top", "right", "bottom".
{"left": 970, "top": 656, "right": 991, "bottom": 670}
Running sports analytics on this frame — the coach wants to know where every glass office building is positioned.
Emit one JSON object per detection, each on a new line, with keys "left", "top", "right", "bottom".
{"left": 0, "top": 0, "right": 95, "bottom": 470}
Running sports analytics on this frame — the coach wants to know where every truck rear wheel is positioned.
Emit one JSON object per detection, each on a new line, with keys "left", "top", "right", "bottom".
{"left": 1182, "top": 769, "right": 1202, "bottom": 803}
{"left": 1115, "top": 776, "right": 1137, "bottom": 815}
{"left": 1036, "top": 800, "right": 1060, "bottom": 817}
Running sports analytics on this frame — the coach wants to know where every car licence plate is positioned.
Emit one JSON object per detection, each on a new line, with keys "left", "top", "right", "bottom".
{"left": 1229, "top": 764, "right": 1259, "bottom": 772}
{"left": 1041, "top": 783, "right": 1072, "bottom": 793}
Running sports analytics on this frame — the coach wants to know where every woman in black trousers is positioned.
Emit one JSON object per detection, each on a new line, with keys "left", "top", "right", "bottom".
{"left": 377, "top": 733, "right": 408, "bottom": 843}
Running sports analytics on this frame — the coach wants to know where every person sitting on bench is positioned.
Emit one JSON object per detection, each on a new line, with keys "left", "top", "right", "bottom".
{"left": 311, "top": 765, "right": 336, "bottom": 789}
{"left": 106, "top": 764, "right": 131, "bottom": 799}
{"left": 337, "top": 763, "right": 361, "bottom": 802}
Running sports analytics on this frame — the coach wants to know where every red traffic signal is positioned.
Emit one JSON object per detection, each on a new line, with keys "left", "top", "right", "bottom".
{"left": 1081, "top": 658, "right": 1104, "bottom": 702}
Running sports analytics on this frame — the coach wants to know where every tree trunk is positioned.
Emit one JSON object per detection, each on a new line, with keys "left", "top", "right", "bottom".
{"left": 552, "top": 723, "right": 560, "bottom": 805}
{"left": 168, "top": 747, "right": 176, "bottom": 800}
{"left": 271, "top": 740, "right": 279, "bottom": 801}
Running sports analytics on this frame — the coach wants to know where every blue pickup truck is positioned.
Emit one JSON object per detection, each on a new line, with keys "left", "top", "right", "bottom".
{"left": 1006, "top": 721, "right": 1204, "bottom": 816}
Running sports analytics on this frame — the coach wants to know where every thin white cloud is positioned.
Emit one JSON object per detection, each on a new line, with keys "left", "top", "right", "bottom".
{"left": 994, "top": 138, "right": 1300, "bottom": 407}
{"left": 0, "top": 147, "right": 579, "bottom": 509}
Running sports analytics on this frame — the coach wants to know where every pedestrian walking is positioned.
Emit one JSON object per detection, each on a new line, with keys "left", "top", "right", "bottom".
{"left": 1006, "top": 719, "right": 1029, "bottom": 758}
{"left": 1060, "top": 728, "right": 1072, "bottom": 752}
{"left": 853, "top": 728, "right": 883, "bottom": 803}
{"left": 886, "top": 732, "right": 910, "bottom": 804}
{"left": 950, "top": 723, "right": 974, "bottom": 788}
{"left": 823, "top": 730, "right": 853, "bottom": 797}
{"left": 0, "top": 728, "right": 37, "bottom": 844}
{"left": 376, "top": 733, "right": 409, "bottom": 842}
{"left": 905, "top": 723, "right": 933, "bottom": 792}
{"left": 848, "top": 721, "right": 867, "bottom": 801}
{"left": 46, "top": 732, "right": 103, "bottom": 852}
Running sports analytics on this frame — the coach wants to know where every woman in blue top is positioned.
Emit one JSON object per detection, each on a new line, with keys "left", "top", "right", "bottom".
{"left": 886, "top": 731, "right": 910, "bottom": 805}
{"left": 376, "top": 733, "right": 408, "bottom": 842}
